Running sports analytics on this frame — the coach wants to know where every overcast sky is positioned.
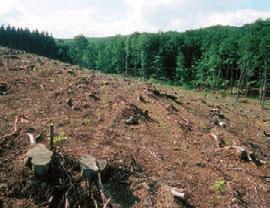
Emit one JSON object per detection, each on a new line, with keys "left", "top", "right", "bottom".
{"left": 0, "top": 0, "right": 269, "bottom": 38}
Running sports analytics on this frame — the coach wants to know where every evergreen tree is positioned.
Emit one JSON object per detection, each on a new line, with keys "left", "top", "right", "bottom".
{"left": 175, "top": 51, "right": 187, "bottom": 84}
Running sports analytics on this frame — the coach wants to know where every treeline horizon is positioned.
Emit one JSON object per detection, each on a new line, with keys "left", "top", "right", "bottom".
{"left": 58, "top": 19, "right": 269, "bottom": 97}
{"left": 0, "top": 20, "right": 269, "bottom": 102}
{"left": 0, "top": 25, "right": 57, "bottom": 58}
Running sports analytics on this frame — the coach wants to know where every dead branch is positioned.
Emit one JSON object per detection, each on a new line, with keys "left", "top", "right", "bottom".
{"left": 90, "top": 192, "right": 98, "bottom": 208}
{"left": 97, "top": 171, "right": 107, "bottom": 204}
{"left": 170, "top": 187, "right": 186, "bottom": 200}
{"left": 221, "top": 146, "right": 266, "bottom": 165}
{"left": 263, "top": 131, "right": 270, "bottom": 137}
{"left": 148, "top": 88, "right": 179, "bottom": 104}
{"left": 26, "top": 133, "right": 41, "bottom": 145}
{"left": 103, "top": 197, "right": 111, "bottom": 208}
{"left": 149, "top": 150, "right": 158, "bottom": 159}
{"left": 209, "top": 133, "right": 225, "bottom": 148}
{"left": 64, "top": 196, "right": 70, "bottom": 208}
{"left": 0, "top": 115, "right": 29, "bottom": 145}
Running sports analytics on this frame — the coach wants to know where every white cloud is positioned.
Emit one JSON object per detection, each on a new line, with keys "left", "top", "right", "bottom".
{"left": 0, "top": 0, "right": 21, "bottom": 16}
{"left": 205, "top": 9, "right": 270, "bottom": 27}
{"left": 0, "top": 0, "right": 269, "bottom": 38}
{"left": 120, "top": 0, "right": 187, "bottom": 32}
{"left": 0, "top": 0, "right": 100, "bottom": 38}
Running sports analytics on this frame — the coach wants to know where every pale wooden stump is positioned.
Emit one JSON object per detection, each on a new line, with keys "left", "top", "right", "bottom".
{"left": 26, "top": 144, "right": 53, "bottom": 176}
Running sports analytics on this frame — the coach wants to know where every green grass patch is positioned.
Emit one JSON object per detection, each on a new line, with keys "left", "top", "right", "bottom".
{"left": 213, "top": 179, "right": 225, "bottom": 194}
{"left": 53, "top": 132, "right": 67, "bottom": 144}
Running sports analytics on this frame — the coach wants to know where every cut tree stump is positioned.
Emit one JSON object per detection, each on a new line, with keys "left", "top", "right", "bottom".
{"left": 0, "top": 82, "right": 7, "bottom": 95}
{"left": 224, "top": 145, "right": 266, "bottom": 166}
{"left": 80, "top": 155, "right": 99, "bottom": 180}
{"left": 67, "top": 70, "right": 75, "bottom": 76}
{"left": 97, "top": 159, "right": 107, "bottom": 173}
{"left": 67, "top": 97, "right": 73, "bottom": 107}
{"left": 124, "top": 115, "right": 139, "bottom": 125}
{"left": 138, "top": 94, "right": 146, "bottom": 103}
{"left": 26, "top": 144, "right": 53, "bottom": 176}
{"left": 263, "top": 131, "right": 270, "bottom": 137}
{"left": 170, "top": 187, "right": 186, "bottom": 200}
{"left": 79, "top": 155, "right": 109, "bottom": 205}
{"left": 148, "top": 88, "right": 179, "bottom": 104}
{"left": 164, "top": 185, "right": 195, "bottom": 207}
{"left": 89, "top": 92, "right": 100, "bottom": 101}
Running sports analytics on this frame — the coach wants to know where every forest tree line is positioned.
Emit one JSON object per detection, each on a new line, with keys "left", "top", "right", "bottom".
{"left": 0, "top": 25, "right": 57, "bottom": 58}
{"left": 0, "top": 20, "right": 269, "bottom": 101}
{"left": 57, "top": 19, "right": 269, "bottom": 98}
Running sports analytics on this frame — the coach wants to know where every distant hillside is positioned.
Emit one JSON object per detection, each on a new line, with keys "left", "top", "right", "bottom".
{"left": 56, "top": 19, "right": 270, "bottom": 104}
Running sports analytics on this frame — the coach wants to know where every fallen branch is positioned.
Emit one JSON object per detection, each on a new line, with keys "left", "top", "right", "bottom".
{"left": 0, "top": 115, "right": 28, "bottom": 145}
{"left": 97, "top": 171, "right": 107, "bottom": 204}
{"left": 221, "top": 146, "right": 266, "bottom": 166}
{"left": 37, "top": 196, "right": 54, "bottom": 207}
{"left": 148, "top": 88, "right": 179, "bottom": 104}
{"left": 52, "top": 152, "right": 82, "bottom": 207}
{"left": 263, "top": 131, "right": 270, "bottom": 137}
{"left": 64, "top": 196, "right": 70, "bottom": 208}
{"left": 209, "top": 133, "right": 225, "bottom": 148}
{"left": 170, "top": 187, "right": 186, "bottom": 200}
{"left": 149, "top": 150, "right": 158, "bottom": 159}
{"left": 90, "top": 192, "right": 98, "bottom": 208}
{"left": 165, "top": 185, "right": 195, "bottom": 208}
{"left": 103, "top": 197, "right": 111, "bottom": 208}
{"left": 26, "top": 133, "right": 41, "bottom": 145}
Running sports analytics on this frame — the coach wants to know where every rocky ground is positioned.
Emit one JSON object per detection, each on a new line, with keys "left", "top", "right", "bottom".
{"left": 0, "top": 47, "right": 269, "bottom": 207}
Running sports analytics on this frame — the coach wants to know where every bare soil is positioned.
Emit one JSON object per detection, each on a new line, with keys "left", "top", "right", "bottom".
{"left": 0, "top": 47, "right": 269, "bottom": 207}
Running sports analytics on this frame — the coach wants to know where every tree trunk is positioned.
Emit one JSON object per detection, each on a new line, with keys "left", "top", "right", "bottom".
{"left": 261, "top": 61, "right": 267, "bottom": 108}
{"left": 259, "top": 73, "right": 264, "bottom": 105}
{"left": 230, "top": 68, "right": 234, "bottom": 94}
{"left": 125, "top": 49, "right": 130, "bottom": 75}
{"left": 225, "top": 67, "right": 229, "bottom": 93}
{"left": 125, "top": 54, "right": 129, "bottom": 75}
{"left": 236, "top": 68, "right": 246, "bottom": 102}
{"left": 141, "top": 51, "right": 146, "bottom": 80}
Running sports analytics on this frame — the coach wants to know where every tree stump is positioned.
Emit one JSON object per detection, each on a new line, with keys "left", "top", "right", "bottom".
{"left": 26, "top": 144, "right": 53, "bottom": 176}
{"left": 80, "top": 155, "right": 99, "bottom": 180}
{"left": 0, "top": 83, "right": 7, "bottom": 95}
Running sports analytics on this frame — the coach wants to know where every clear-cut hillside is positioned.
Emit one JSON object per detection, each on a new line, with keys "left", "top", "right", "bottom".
{"left": 0, "top": 47, "right": 269, "bottom": 208}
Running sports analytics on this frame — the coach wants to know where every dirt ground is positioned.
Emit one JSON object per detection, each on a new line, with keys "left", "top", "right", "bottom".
{"left": 0, "top": 47, "right": 269, "bottom": 208}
